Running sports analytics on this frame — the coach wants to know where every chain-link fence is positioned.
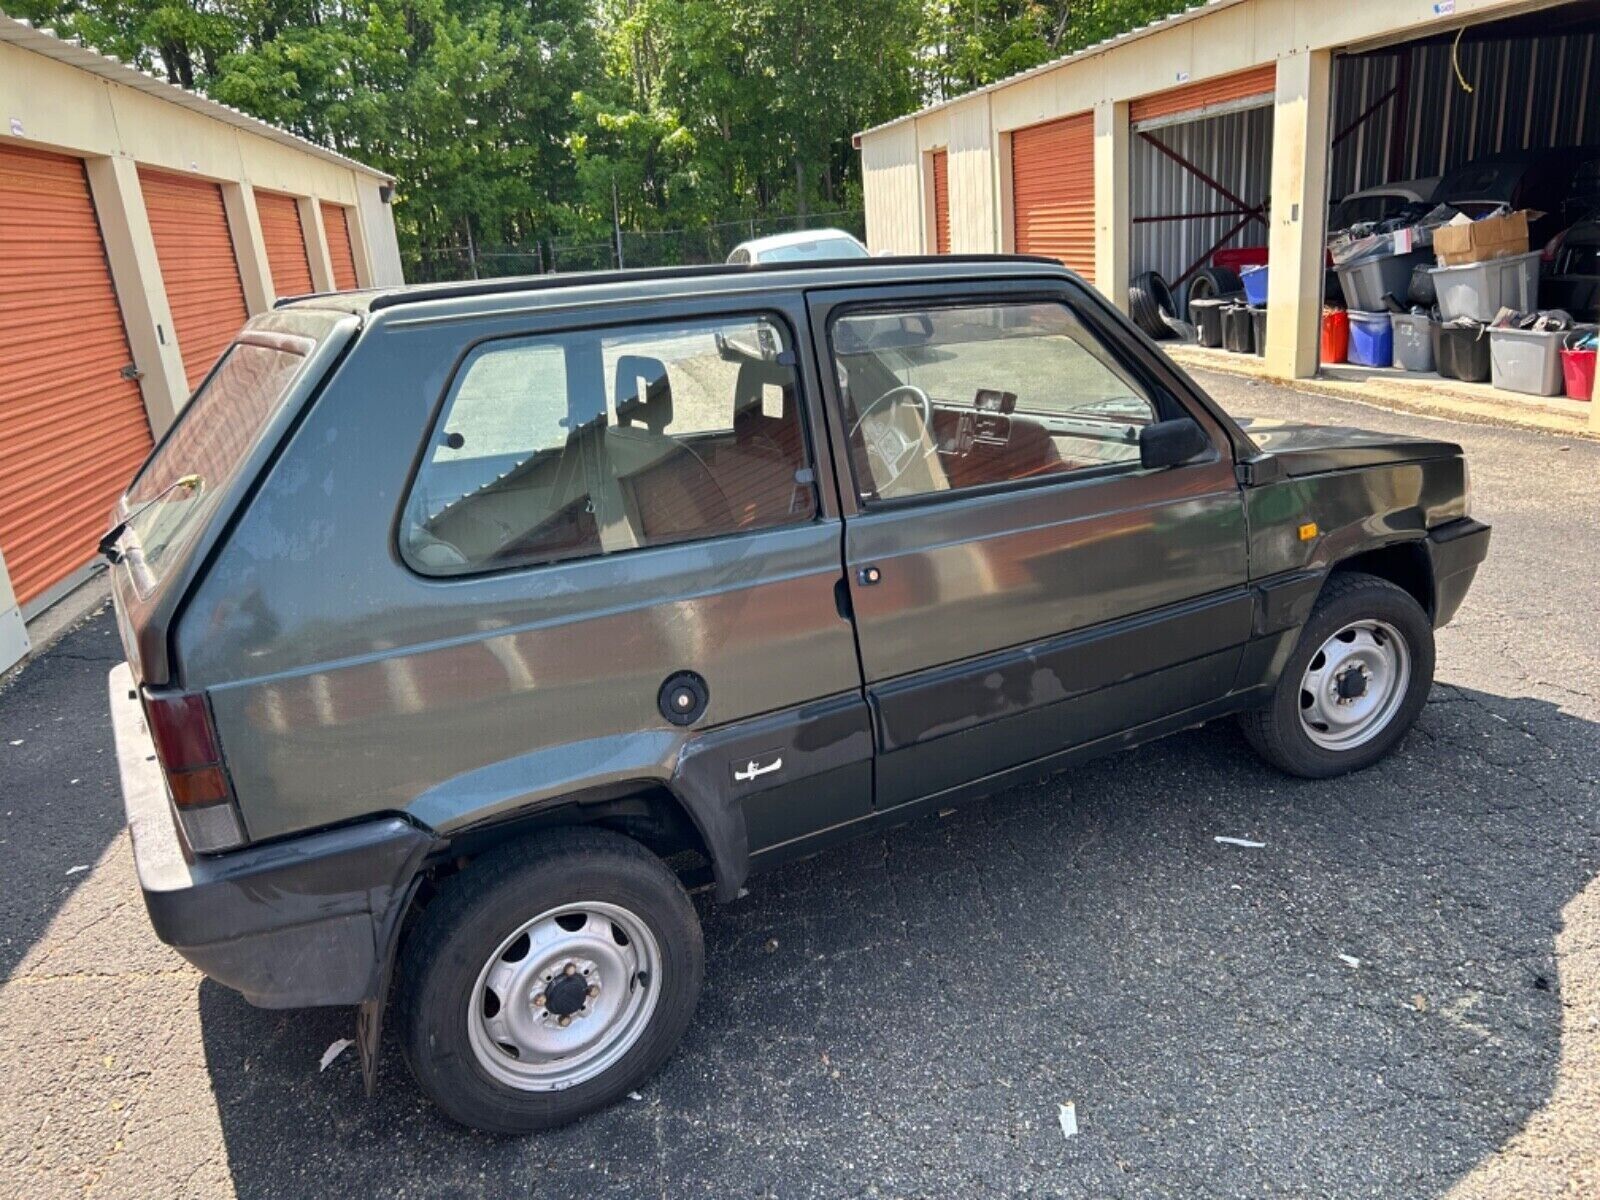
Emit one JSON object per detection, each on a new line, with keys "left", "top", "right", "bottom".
{"left": 404, "top": 209, "right": 866, "bottom": 283}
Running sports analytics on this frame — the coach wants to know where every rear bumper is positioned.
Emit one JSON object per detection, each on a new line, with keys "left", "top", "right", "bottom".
{"left": 109, "top": 663, "right": 439, "bottom": 1008}
{"left": 1428, "top": 518, "right": 1491, "bottom": 628}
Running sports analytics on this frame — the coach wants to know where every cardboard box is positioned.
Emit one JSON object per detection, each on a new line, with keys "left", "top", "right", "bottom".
{"left": 1433, "top": 210, "right": 1530, "bottom": 267}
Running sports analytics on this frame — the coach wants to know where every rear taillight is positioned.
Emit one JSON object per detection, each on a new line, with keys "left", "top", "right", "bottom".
{"left": 143, "top": 690, "right": 246, "bottom": 852}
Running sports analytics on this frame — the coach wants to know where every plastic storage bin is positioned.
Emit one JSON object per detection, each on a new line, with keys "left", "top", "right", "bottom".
{"left": 1321, "top": 309, "right": 1349, "bottom": 364}
{"left": 1334, "top": 249, "right": 1430, "bottom": 312}
{"left": 1222, "top": 304, "right": 1255, "bottom": 353}
{"left": 1347, "top": 310, "right": 1394, "bottom": 367}
{"left": 1390, "top": 312, "right": 1435, "bottom": 372}
{"left": 1252, "top": 307, "right": 1268, "bottom": 357}
{"left": 1436, "top": 323, "right": 1491, "bottom": 382}
{"left": 1489, "top": 326, "right": 1567, "bottom": 396}
{"left": 1561, "top": 344, "right": 1596, "bottom": 400}
{"left": 1190, "top": 298, "right": 1227, "bottom": 348}
{"left": 1240, "top": 265, "right": 1269, "bottom": 307}
{"left": 1429, "top": 250, "right": 1542, "bottom": 323}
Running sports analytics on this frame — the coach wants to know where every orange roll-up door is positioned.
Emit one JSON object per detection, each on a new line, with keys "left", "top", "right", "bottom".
{"left": 0, "top": 144, "right": 153, "bottom": 606}
{"left": 1129, "top": 65, "right": 1277, "bottom": 125}
{"left": 320, "top": 202, "right": 359, "bottom": 291}
{"left": 139, "top": 168, "right": 249, "bottom": 390}
{"left": 931, "top": 150, "right": 951, "bottom": 254}
{"left": 1011, "top": 111, "right": 1095, "bottom": 280}
{"left": 256, "top": 190, "right": 315, "bottom": 298}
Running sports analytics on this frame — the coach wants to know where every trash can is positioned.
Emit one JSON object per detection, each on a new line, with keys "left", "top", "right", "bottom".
{"left": 1390, "top": 312, "right": 1435, "bottom": 372}
{"left": 1561, "top": 339, "right": 1597, "bottom": 401}
{"left": 1190, "top": 298, "right": 1227, "bottom": 348}
{"left": 1222, "top": 304, "right": 1255, "bottom": 354}
{"left": 1347, "top": 310, "right": 1394, "bottom": 367}
{"left": 1489, "top": 326, "right": 1568, "bottom": 396}
{"left": 1335, "top": 249, "right": 1431, "bottom": 312}
{"left": 1429, "top": 250, "right": 1543, "bottom": 323}
{"left": 1321, "top": 309, "right": 1349, "bottom": 364}
{"left": 1252, "top": 307, "right": 1268, "bottom": 358}
{"left": 1437, "top": 322, "right": 1491, "bottom": 382}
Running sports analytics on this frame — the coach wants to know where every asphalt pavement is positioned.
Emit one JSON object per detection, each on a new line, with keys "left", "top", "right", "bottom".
{"left": 1, "top": 370, "right": 1596, "bottom": 1198}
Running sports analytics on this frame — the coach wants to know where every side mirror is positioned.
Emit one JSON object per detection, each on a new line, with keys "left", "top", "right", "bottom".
{"left": 1139, "top": 417, "right": 1210, "bottom": 469}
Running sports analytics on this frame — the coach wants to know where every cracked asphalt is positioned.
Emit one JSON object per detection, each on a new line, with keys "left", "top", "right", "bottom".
{"left": 1, "top": 371, "right": 1596, "bottom": 1198}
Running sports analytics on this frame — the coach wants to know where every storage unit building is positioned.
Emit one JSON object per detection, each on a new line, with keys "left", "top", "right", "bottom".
{"left": 0, "top": 14, "right": 405, "bottom": 674}
{"left": 858, "top": 0, "right": 1600, "bottom": 428}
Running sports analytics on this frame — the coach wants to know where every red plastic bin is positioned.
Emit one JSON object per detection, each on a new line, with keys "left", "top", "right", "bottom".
{"left": 1321, "top": 309, "right": 1349, "bottom": 365}
{"left": 1561, "top": 347, "right": 1596, "bottom": 401}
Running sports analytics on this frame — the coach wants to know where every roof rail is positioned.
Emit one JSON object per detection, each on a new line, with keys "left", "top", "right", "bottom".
{"left": 363, "top": 254, "right": 1063, "bottom": 312}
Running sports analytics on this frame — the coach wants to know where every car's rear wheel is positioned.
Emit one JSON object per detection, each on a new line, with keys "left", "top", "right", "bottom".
{"left": 1240, "top": 572, "right": 1434, "bottom": 778}
{"left": 396, "top": 827, "right": 703, "bottom": 1133}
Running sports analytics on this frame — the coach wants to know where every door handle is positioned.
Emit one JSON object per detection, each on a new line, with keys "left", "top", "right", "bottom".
{"left": 856, "top": 565, "right": 882, "bottom": 586}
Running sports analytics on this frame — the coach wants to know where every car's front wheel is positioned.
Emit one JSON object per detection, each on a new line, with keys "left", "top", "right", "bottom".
{"left": 396, "top": 827, "right": 703, "bottom": 1133}
{"left": 1241, "top": 571, "right": 1435, "bottom": 778}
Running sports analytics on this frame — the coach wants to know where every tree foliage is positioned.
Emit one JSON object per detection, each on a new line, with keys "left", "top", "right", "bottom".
{"left": 12, "top": 0, "right": 1191, "bottom": 259}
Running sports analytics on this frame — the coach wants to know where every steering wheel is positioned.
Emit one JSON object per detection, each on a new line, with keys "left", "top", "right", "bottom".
{"left": 849, "top": 383, "right": 935, "bottom": 494}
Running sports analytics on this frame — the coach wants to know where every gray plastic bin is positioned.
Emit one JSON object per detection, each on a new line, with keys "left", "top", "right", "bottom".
{"left": 1488, "top": 325, "right": 1566, "bottom": 396}
{"left": 1334, "top": 249, "right": 1430, "bottom": 311}
{"left": 1430, "top": 250, "right": 1542, "bottom": 323}
{"left": 1390, "top": 312, "right": 1435, "bottom": 372}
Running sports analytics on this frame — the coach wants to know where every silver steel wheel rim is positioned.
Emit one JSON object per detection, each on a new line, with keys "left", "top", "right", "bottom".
{"left": 1298, "top": 618, "right": 1411, "bottom": 751}
{"left": 467, "top": 901, "right": 661, "bottom": 1092}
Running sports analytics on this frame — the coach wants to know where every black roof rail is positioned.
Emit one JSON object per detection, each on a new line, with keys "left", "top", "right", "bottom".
{"left": 363, "top": 254, "right": 1065, "bottom": 312}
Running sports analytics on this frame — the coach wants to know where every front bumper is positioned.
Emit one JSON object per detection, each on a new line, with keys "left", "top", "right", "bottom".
{"left": 109, "top": 663, "right": 439, "bottom": 1008}
{"left": 1427, "top": 518, "right": 1491, "bottom": 628}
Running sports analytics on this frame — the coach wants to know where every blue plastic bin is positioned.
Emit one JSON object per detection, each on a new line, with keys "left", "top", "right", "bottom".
{"left": 1347, "top": 310, "right": 1393, "bottom": 368}
{"left": 1240, "top": 265, "right": 1269, "bottom": 307}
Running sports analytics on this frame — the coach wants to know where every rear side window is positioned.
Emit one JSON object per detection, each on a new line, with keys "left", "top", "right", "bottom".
{"left": 123, "top": 338, "right": 310, "bottom": 582}
{"left": 402, "top": 314, "right": 815, "bottom": 576}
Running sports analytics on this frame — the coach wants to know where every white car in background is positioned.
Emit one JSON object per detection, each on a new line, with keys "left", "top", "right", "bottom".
{"left": 727, "top": 228, "right": 870, "bottom": 264}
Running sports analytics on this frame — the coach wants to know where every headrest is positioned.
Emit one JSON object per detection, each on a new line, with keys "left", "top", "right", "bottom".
{"left": 614, "top": 355, "right": 673, "bottom": 434}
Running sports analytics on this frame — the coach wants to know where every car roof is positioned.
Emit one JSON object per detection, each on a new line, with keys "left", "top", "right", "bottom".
{"left": 733, "top": 228, "right": 862, "bottom": 252}
{"left": 277, "top": 255, "right": 1076, "bottom": 323}
{"left": 1341, "top": 176, "right": 1440, "bottom": 201}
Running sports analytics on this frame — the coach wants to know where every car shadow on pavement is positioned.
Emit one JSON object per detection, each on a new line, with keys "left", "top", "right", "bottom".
{"left": 184, "top": 684, "right": 1593, "bottom": 1197}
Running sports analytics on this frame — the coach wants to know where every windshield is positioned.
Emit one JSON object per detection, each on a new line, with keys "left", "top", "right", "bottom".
{"left": 122, "top": 338, "right": 311, "bottom": 583}
{"left": 756, "top": 237, "right": 869, "bottom": 262}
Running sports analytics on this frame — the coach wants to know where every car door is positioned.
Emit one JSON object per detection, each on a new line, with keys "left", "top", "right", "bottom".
{"left": 808, "top": 277, "right": 1251, "bottom": 811}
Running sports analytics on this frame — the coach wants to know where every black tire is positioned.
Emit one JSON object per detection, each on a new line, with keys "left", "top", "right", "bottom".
{"left": 396, "top": 827, "right": 703, "bottom": 1134}
{"left": 1240, "top": 572, "right": 1434, "bottom": 778}
{"left": 1183, "top": 266, "right": 1244, "bottom": 318}
{"left": 1130, "top": 271, "right": 1178, "bottom": 339}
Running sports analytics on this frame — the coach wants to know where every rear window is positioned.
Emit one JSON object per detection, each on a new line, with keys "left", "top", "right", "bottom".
{"left": 122, "top": 337, "right": 311, "bottom": 583}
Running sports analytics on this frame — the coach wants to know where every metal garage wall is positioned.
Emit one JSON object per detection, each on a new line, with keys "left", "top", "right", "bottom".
{"left": 0, "top": 144, "right": 152, "bottom": 608}
{"left": 139, "top": 167, "right": 250, "bottom": 389}
{"left": 1330, "top": 31, "right": 1600, "bottom": 200}
{"left": 1012, "top": 112, "right": 1096, "bottom": 280}
{"left": 862, "top": 122, "right": 924, "bottom": 254}
{"left": 931, "top": 150, "right": 951, "bottom": 253}
{"left": 1131, "top": 105, "right": 1275, "bottom": 285}
{"left": 256, "top": 190, "right": 314, "bottom": 297}
{"left": 321, "top": 201, "right": 360, "bottom": 290}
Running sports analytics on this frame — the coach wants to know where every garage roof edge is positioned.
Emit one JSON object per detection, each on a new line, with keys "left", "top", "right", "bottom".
{"left": 855, "top": 0, "right": 1251, "bottom": 142}
{"left": 0, "top": 13, "right": 395, "bottom": 182}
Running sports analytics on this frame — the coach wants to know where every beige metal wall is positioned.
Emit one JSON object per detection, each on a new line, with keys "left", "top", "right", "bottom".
{"left": 0, "top": 33, "right": 402, "bottom": 664}
{"left": 860, "top": 0, "right": 1565, "bottom": 381}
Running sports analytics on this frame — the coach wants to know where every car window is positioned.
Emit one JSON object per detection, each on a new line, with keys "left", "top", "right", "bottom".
{"left": 757, "top": 237, "right": 869, "bottom": 262}
{"left": 830, "top": 300, "right": 1158, "bottom": 503}
{"left": 402, "top": 315, "right": 815, "bottom": 576}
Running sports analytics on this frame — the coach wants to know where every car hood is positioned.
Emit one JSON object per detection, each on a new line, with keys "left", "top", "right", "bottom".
{"left": 1236, "top": 419, "right": 1462, "bottom": 476}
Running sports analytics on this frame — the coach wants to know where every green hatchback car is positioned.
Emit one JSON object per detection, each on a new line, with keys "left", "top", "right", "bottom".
{"left": 105, "top": 256, "right": 1489, "bottom": 1132}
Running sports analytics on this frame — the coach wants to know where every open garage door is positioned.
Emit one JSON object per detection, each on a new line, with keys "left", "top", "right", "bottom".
{"left": 256, "top": 190, "right": 315, "bottom": 298}
{"left": 0, "top": 144, "right": 152, "bottom": 608}
{"left": 1130, "top": 65, "right": 1276, "bottom": 126}
{"left": 1011, "top": 112, "right": 1095, "bottom": 280}
{"left": 321, "top": 201, "right": 360, "bottom": 290}
{"left": 139, "top": 168, "right": 250, "bottom": 390}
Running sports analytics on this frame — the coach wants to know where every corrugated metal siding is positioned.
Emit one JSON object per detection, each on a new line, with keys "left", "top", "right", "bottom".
{"left": 863, "top": 122, "right": 924, "bottom": 254}
{"left": 0, "top": 144, "right": 152, "bottom": 607}
{"left": 1131, "top": 105, "right": 1274, "bottom": 285}
{"left": 1330, "top": 31, "right": 1600, "bottom": 199}
{"left": 321, "top": 201, "right": 359, "bottom": 290}
{"left": 139, "top": 168, "right": 249, "bottom": 390}
{"left": 1130, "top": 64, "right": 1277, "bottom": 124}
{"left": 257, "top": 190, "right": 314, "bottom": 298}
{"left": 1012, "top": 112, "right": 1095, "bottom": 280}
{"left": 931, "top": 150, "right": 951, "bottom": 253}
